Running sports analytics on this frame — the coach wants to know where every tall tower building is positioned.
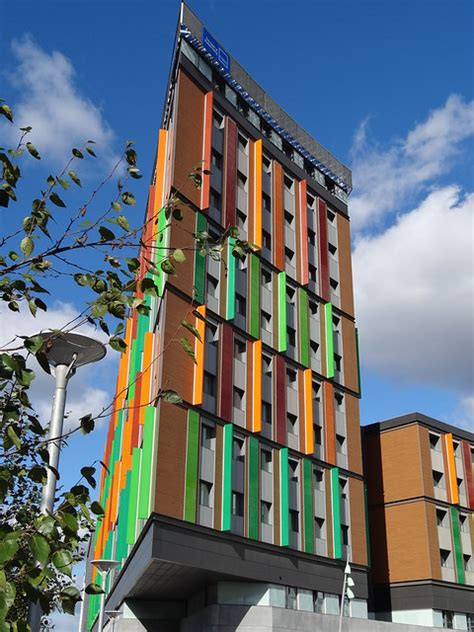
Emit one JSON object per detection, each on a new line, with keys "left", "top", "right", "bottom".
{"left": 363, "top": 413, "right": 474, "bottom": 629}
{"left": 85, "top": 4, "right": 368, "bottom": 629}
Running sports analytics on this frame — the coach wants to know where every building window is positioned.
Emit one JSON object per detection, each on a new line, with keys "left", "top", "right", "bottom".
{"left": 286, "top": 586, "right": 297, "bottom": 610}
{"left": 313, "top": 424, "right": 322, "bottom": 446}
{"left": 201, "top": 424, "right": 216, "bottom": 450}
{"left": 233, "top": 437, "right": 245, "bottom": 461}
{"left": 260, "top": 500, "right": 272, "bottom": 525}
{"left": 433, "top": 470, "right": 445, "bottom": 489}
{"left": 232, "top": 491, "right": 244, "bottom": 517}
{"left": 234, "top": 338, "right": 246, "bottom": 361}
{"left": 210, "top": 188, "right": 221, "bottom": 210}
{"left": 236, "top": 209, "right": 247, "bottom": 231}
{"left": 315, "top": 517, "right": 325, "bottom": 539}
{"left": 467, "top": 614, "right": 474, "bottom": 632}
{"left": 238, "top": 133, "right": 248, "bottom": 153}
{"left": 334, "top": 353, "right": 342, "bottom": 372}
{"left": 262, "top": 267, "right": 272, "bottom": 286}
{"left": 289, "top": 510, "right": 299, "bottom": 533}
{"left": 262, "top": 230, "right": 272, "bottom": 251}
{"left": 203, "top": 371, "right": 216, "bottom": 398}
{"left": 236, "top": 293, "right": 246, "bottom": 317}
{"left": 287, "top": 326, "right": 296, "bottom": 347}
{"left": 314, "top": 467, "right": 324, "bottom": 490}
{"left": 463, "top": 554, "right": 473, "bottom": 572}
{"left": 289, "top": 460, "right": 298, "bottom": 483}
{"left": 233, "top": 387, "right": 244, "bottom": 410}
{"left": 436, "top": 508, "right": 448, "bottom": 527}
{"left": 262, "top": 192, "right": 271, "bottom": 211}
{"left": 329, "top": 242, "right": 337, "bottom": 256}
{"left": 199, "top": 480, "right": 212, "bottom": 507}
{"left": 262, "top": 154, "right": 271, "bottom": 174}
{"left": 213, "top": 109, "right": 224, "bottom": 129}
{"left": 440, "top": 549, "right": 452, "bottom": 568}
{"left": 460, "top": 514, "right": 469, "bottom": 532}
{"left": 327, "top": 209, "right": 336, "bottom": 223}
{"left": 309, "top": 264, "right": 317, "bottom": 283}
{"left": 309, "top": 300, "right": 318, "bottom": 316}
{"left": 442, "top": 611, "right": 454, "bottom": 629}
{"left": 334, "top": 391, "right": 344, "bottom": 408}
{"left": 237, "top": 171, "right": 247, "bottom": 191}
{"left": 287, "top": 413, "right": 298, "bottom": 435}
{"left": 207, "top": 273, "right": 219, "bottom": 298}
{"left": 336, "top": 434, "right": 346, "bottom": 454}
{"left": 330, "top": 277, "right": 339, "bottom": 292}
{"left": 429, "top": 433, "right": 441, "bottom": 451}
{"left": 261, "top": 448, "right": 272, "bottom": 473}
{"left": 286, "top": 367, "right": 297, "bottom": 386}
{"left": 339, "top": 478, "right": 347, "bottom": 499}
{"left": 262, "top": 354, "right": 272, "bottom": 375}
{"left": 313, "top": 591, "right": 324, "bottom": 614}
{"left": 262, "top": 401, "right": 272, "bottom": 426}
{"left": 284, "top": 210, "right": 294, "bottom": 227}
{"left": 341, "top": 525, "right": 350, "bottom": 546}
{"left": 308, "top": 229, "right": 316, "bottom": 246}
{"left": 211, "top": 149, "right": 222, "bottom": 170}
{"left": 261, "top": 310, "right": 272, "bottom": 332}
{"left": 285, "top": 247, "right": 295, "bottom": 265}
{"left": 284, "top": 174, "right": 294, "bottom": 192}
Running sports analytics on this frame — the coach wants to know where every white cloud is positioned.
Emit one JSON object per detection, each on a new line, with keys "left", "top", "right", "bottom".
{"left": 353, "top": 187, "right": 474, "bottom": 407}
{"left": 0, "top": 301, "right": 116, "bottom": 431}
{"left": 350, "top": 95, "right": 474, "bottom": 230}
{"left": 3, "top": 36, "right": 116, "bottom": 165}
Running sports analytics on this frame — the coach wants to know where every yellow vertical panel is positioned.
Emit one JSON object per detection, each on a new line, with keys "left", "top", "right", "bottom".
{"left": 252, "top": 340, "right": 262, "bottom": 432}
{"left": 445, "top": 433, "right": 459, "bottom": 504}
{"left": 253, "top": 140, "right": 262, "bottom": 248}
{"left": 303, "top": 368, "right": 314, "bottom": 454}
{"left": 193, "top": 305, "right": 206, "bottom": 405}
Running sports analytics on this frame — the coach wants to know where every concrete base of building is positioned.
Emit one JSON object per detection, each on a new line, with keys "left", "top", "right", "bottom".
{"left": 104, "top": 603, "right": 451, "bottom": 632}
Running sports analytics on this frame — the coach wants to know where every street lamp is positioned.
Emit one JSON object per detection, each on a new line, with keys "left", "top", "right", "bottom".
{"left": 38, "top": 331, "right": 106, "bottom": 514}
{"left": 91, "top": 559, "right": 120, "bottom": 632}
{"left": 104, "top": 610, "right": 121, "bottom": 632}
{"left": 30, "top": 331, "right": 106, "bottom": 631}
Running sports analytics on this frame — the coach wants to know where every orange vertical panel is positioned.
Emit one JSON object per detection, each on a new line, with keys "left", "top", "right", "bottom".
{"left": 324, "top": 381, "right": 336, "bottom": 465}
{"left": 298, "top": 179, "right": 309, "bottom": 285}
{"left": 120, "top": 418, "right": 132, "bottom": 489}
{"left": 252, "top": 340, "right": 262, "bottom": 432}
{"left": 201, "top": 92, "right": 213, "bottom": 210}
{"left": 303, "top": 368, "right": 314, "bottom": 454}
{"left": 253, "top": 140, "right": 263, "bottom": 248}
{"left": 192, "top": 305, "right": 206, "bottom": 405}
{"left": 444, "top": 433, "right": 459, "bottom": 504}
{"left": 272, "top": 161, "right": 284, "bottom": 270}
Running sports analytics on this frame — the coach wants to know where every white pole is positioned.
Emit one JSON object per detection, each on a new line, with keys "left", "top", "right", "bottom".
{"left": 97, "top": 570, "right": 108, "bottom": 632}
{"left": 338, "top": 570, "right": 348, "bottom": 632}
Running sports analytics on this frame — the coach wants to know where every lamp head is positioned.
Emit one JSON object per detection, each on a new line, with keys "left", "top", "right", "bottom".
{"left": 91, "top": 559, "right": 120, "bottom": 573}
{"left": 39, "top": 332, "right": 106, "bottom": 368}
{"left": 346, "top": 587, "right": 355, "bottom": 600}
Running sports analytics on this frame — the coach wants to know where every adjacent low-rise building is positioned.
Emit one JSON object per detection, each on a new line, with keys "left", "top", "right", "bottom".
{"left": 363, "top": 413, "right": 474, "bottom": 630}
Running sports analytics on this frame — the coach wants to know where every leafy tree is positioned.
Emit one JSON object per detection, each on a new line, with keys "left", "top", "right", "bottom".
{"left": 0, "top": 98, "right": 255, "bottom": 630}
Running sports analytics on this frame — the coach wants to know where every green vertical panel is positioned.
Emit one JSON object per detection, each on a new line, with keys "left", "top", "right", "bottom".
{"left": 155, "top": 205, "right": 168, "bottom": 296}
{"left": 325, "top": 302, "right": 335, "bottom": 379}
{"left": 138, "top": 406, "right": 156, "bottom": 519}
{"left": 248, "top": 436, "right": 259, "bottom": 540}
{"left": 248, "top": 254, "right": 260, "bottom": 338}
{"left": 184, "top": 410, "right": 200, "bottom": 522}
{"left": 104, "top": 532, "right": 113, "bottom": 593}
{"left": 226, "top": 237, "right": 236, "bottom": 320}
{"left": 278, "top": 272, "right": 287, "bottom": 352}
{"left": 298, "top": 288, "right": 310, "bottom": 367}
{"left": 222, "top": 424, "right": 233, "bottom": 531}
{"left": 355, "top": 327, "right": 362, "bottom": 398}
{"left": 303, "top": 458, "right": 314, "bottom": 554}
{"left": 194, "top": 212, "right": 207, "bottom": 303}
{"left": 116, "top": 472, "right": 131, "bottom": 563}
{"left": 451, "top": 507, "right": 465, "bottom": 584}
{"left": 364, "top": 483, "right": 371, "bottom": 567}
{"left": 126, "top": 448, "right": 141, "bottom": 545}
{"left": 280, "top": 447, "right": 289, "bottom": 546}
{"left": 331, "top": 467, "right": 342, "bottom": 559}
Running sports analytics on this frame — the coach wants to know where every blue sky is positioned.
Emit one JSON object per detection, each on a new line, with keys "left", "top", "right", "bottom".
{"left": 1, "top": 1, "right": 473, "bottom": 627}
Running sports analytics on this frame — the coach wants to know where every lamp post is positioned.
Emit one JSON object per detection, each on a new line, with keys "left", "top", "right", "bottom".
{"left": 29, "top": 331, "right": 106, "bottom": 631}
{"left": 91, "top": 560, "right": 120, "bottom": 632}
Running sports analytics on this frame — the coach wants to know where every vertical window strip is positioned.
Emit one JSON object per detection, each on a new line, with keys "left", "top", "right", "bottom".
{"left": 298, "top": 179, "right": 309, "bottom": 285}
{"left": 298, "top": 287, "right": 310, "bottom": 367}
{"left": 303, "top": 458, "right": 314, "bottom": 554}
{"left": 247, "top": 436, "right": 260, "bottom": 540}
{"left": 248, "top": 254, "right": 261, "bottom": 338}
{"left": 450, "top": 507, "right": 466, "bottom": 584}
{"left": 277, "top": 271, "right": 287, "bottom": 352}
{"left": 225, "top": 237, "right": 236, "bottom": 320}
{"left": 126, "top": 447, "right": 141, "bottom": 545}
{"left": 137, "top": 406, "right": 156, "bottom": 520}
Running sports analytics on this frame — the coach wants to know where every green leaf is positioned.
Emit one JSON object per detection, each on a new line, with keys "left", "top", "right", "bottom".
{"left": 99, "top": 226, "right": 115, "bottom": 241}
{"left": 26, "top": 141, "right": 40, "bottom": 160}
{"left": 28, "top": 298, "right": 38, "bottom": 317}
{"left": 20, "top": 236, "right": 34, "bottom": 257}
{"left": 140, "top": 277, "right": 158, "bottom": 296}
{"left": 79, "top": 414, "right": 95, "bottom": 434}
{"left": 59, "top": 511, "right": 78, "bottom": 534}
{"left": 24, "top": 335, "right": 44, "bottom": 354}
{"left": 6, "top": 426, "right": 21, "bottom": 450}
{"left": 0, "top": 103, "right": 13, "bottom": 122}
{"left": 0, "top": 535, "right": 19, "bottom": 563}
{"left": 35, "top": 352, "right": 51, "bottom": 374}
{"left": 181, "top": 320, "right": 202, "bottom": 342}
{"left": 117, "top": 215, "right": 130, "bottom": 232}
{"left": 57, "top": 177, "right": 70, "bottom": 190}
{"left": 85, "top": 582, "right": 104, "bottom": 595}
{"left": 111, "top": 201, "right": 122, "bottom": 212}
{"left": 20, "top": 125, "right": 32, "bottom": 132}
{"left": 80, "top": 466, "right": 96, "bottom": 488}
{"left": 90, "top": 501, "right": 104, "bottom": 516}
{"left": 160, "top": 389, "right": 183, "bottom": 404}
{"left": 72, "top": 148, "right": 84, "bottom": 159}
{"left": 49, "top": 192, "right": 66, "bottom": 208}
{"left": 121, "top": 191, "right": 136, "bottom": 206}
{"left": 109, "top": 336, "right": 127, "bottom": 353}
{"left": 179, "top": 337, "right": 196, "bottom": 363}
{"left": 37, "top": 516, "right": 56, "bottom": 536}
{"left": 86, "top": 146, "right": 97, "bottom": 157}
{"left": 68, "top": 170, "right": 82, "bottom": 187}
{"left": 160, "top": 259, "right": 176, "bottom": 275}
{"left": 29, "top": 534, "right": 50, "bottom": 567}
{"left": 52, "top": 549, "right": 73, "bottom": 572}
{"left": 172, "top": 248, "right": 186, "bottom": 264}
{"left": 125, "top": 148, "right": 137, "bottom": 166}
{"left": 61, "top": 585, "right": 81, "bottom": 600}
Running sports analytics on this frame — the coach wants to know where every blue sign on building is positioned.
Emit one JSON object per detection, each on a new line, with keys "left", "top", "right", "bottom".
{"left": 202, "top": 28, "right": 230, "bottom": 72}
